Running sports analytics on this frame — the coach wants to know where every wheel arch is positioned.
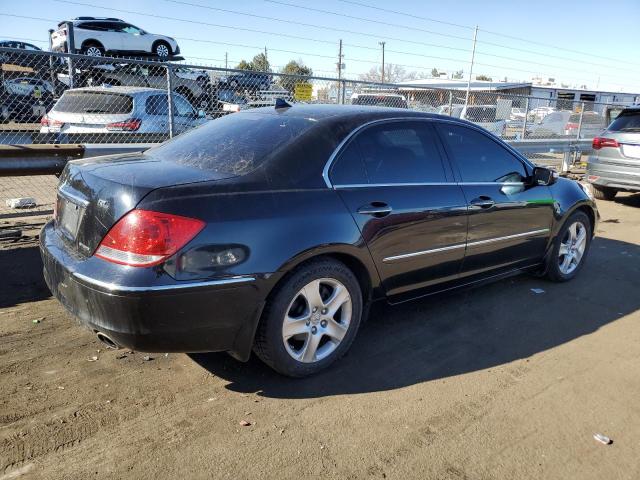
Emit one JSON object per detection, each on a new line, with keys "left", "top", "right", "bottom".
{"left": 81, "top": 39, "right": 104, "bottom": 51}
{"left": 151, "top": 39, "right": 172, "bottom": 55}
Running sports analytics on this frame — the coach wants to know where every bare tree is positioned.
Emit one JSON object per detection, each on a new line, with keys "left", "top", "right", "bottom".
{"left": 358, "top": 64, "right": 427, "bottom": 84}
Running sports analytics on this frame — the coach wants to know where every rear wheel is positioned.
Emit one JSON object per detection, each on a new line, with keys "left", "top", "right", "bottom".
{"left": 545, "top": 211, "right": 592, "bottom": 282}
{"left": 592, "top": 185, "right": 617, "bottom": 201}
{"left": 253, "top": 258, "right": 363, "bottom": 377}
{"left": 82, "top": 42, "right": 104, "bottom": 57}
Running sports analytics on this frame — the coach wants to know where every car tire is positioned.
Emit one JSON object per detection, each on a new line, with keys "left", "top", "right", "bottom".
{"left": 153, "top": 41, "right": 171, "bottom": 58}
{"left": 253, "top": 258, "right": 363, "bottom": 377}
{"left": 592, "top": 185, "right": 617, "bottom": 201}
{"left": 545, "top": 211, "right": 592, "bottom": 283}
{"left": 82, "top": 42, "right": 104, "bottom": 57}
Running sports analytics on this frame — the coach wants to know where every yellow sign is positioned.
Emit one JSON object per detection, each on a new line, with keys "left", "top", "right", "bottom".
{"left": 294, "top": 83, "right": 312, "bottom": 101}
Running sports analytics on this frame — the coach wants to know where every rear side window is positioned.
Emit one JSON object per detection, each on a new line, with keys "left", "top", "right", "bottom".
{"left": 145, "top": 112, "right": 314, "bottom": 176}
{"left": 437, "top": 123, "right": 527, "bottom": 183}
{"left": 145, "top": 95, "right": 168, "bottom": 115}
{"left": 53, "top": 91, "right": 133, "bottom": 114}
{"left": 608, "top": 110, "right": 640, "bottom": 132}
{"left": 331, "top": 121, "right": 447, "bottom": 185}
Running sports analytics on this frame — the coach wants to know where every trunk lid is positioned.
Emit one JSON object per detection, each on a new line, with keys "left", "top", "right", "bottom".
{"left": 55, "top": 153, "right": 233, "bottom": 256}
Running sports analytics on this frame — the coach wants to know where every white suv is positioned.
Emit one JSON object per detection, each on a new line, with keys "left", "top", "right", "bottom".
{"left": 51, "top": 17, "right": 180, "bottom": 58}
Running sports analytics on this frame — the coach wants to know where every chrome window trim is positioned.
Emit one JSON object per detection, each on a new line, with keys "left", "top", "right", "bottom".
{"left": 72, "top": 272, "right": 256, "bottom": 293}
{"left": 333, "top": 181, "right": 525, "bottom": 189}
{"left": 382, "top": 228, "right": 550, "bottom": 263}
{"left": 322, "top": 116, "right": 534, "bottom": 189}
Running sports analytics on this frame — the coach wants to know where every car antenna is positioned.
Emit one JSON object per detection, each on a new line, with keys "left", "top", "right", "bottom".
{"left": 275, "top": 98, "right": 292, "bottom": 110}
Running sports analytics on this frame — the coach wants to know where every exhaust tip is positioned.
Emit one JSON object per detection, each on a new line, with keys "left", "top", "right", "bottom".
{"left": 96, "top": 331, "right": 119, "bottom": 349}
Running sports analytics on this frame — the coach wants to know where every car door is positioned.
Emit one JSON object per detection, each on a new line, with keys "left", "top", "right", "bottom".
{"left": 329, "top": 119, "right": 468, "bottom": 299}
{"left": 435, "top": 121, "right": 554, "bottom": 279}
{"left": 118, "top": 23, "right": 147, "bottom": 52}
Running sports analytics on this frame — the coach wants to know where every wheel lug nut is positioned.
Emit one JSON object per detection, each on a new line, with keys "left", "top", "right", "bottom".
{"left": 320, "top": 320, "right": 327, "bottom": 328}
{"left": 311, "top": 326, "right": 317, "bottom": 334}
{"left": 312, "top": 307, "right": 318, "bottom": 313}
{"left": 321, "top": 308, "right": 328, "bottom": 314}
{"left": 306, "top": 321, "right": 310, "bottom": 326}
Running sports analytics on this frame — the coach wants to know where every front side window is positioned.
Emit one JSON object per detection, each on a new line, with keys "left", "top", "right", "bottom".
{"left": 330, "top": 121, "right": 447, "bottom": 185}
{"left": 436, "top": 123, "right": 527, "bottom": 183}
{"left": 173, "top": 95, "right": 194, "bottom": 117}
{"left": 121, "top": 24, "right": 143, "bottom": 34}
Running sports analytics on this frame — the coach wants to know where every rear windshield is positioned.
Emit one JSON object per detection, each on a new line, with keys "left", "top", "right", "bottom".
{"left": 352, "top": 95, "right": 407, "bottom": 108}
{"left": 145, "top": 112, "right": 315, "bottom": 176}
{"left": 464, "top": 107, "right": 497, "bottom": 122}
{"left": 53, "top": 91, "right": 133, "bottom": 114}
{"left": 608, "top": 109, "right": 640, "bottom": 132}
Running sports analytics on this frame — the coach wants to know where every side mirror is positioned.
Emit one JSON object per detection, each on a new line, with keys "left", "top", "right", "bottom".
{"left": 532, "top": 166, "right": 558, "bottom": 186}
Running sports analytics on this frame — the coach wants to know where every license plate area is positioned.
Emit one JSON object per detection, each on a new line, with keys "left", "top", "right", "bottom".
{"left": 621, "top": 144, "right": 640, "bottom": 159}
{"left": 56, "top": 194, "right": 85, "bottom": 242}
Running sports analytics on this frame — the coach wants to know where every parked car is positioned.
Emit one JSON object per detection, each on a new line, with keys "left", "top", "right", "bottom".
{"left": 1, "top": 77, "right": 55, "bottom": 123}
{"left": 587, "top": 106, "right": 640, "bottom": 200}
{"left": 528, "top": 111, "right": 604, "bottom": 138}
{"left": 79, "top": 63, "right": 208, "bottom": 109}
{"left": 510, "top": 107, "right": 526, "bottom": 121}
{"left": 173, "top": 67, "right": 210, "bottom": 86}
{"left": 217, "top": 71, "right": 272, "bottom": 92}
{"left": 459, "top": 105, "right": 506, "bottom": 136}
{"left": 40, "top": 105, "right": 597, "bottom": 377}
{"left": 0, "top": 40, "right": 50, "bottom": 69}
{"left": 351, "top": 93, "right": 408, "bottom": 108}
{"left": 51, "top": 17, "right": 180, "bottom": 58}
{"left": 530, "top": 106, "right": 556, "bottom": 122}
{"left": 39, "top": 86, "right": 206, "bottom": 136}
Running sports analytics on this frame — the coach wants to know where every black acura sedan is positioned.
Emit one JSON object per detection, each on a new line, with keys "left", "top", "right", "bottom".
{"left": 41, "top": 105, "right": 597, "bottom": 377}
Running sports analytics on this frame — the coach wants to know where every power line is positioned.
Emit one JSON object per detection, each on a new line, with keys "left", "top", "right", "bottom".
{"left": 267, "top": 0, "right": 640, "bottom": 75}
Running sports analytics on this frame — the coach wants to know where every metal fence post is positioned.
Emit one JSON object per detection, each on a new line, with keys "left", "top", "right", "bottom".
{"left": 65, "top": 21, "right": 75, "bottom": 89}
{"left": 521, "top": 97, "right": 529, "bottom": 139}
{"left": 576, "top": 102, "right": 585, "bottom": 140}
{"left": 448, "top": 91, "right": 453, "bottom": 116}
{"left": 341, "top": 80, "right": 346, "bottom": 105}
{"left": 166, "top": 65, "right": 174, "bottom": 139}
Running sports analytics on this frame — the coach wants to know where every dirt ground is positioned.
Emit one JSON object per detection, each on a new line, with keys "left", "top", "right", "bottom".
{"left": 1, "top": 194, "right": 639, "bottom": 480}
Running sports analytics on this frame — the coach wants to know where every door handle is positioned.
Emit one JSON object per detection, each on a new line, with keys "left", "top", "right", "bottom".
{"left": 470, "top": 196, "right": 495, "bottom": 209}
{"left": 357, "top": 202, "right": 392, "bottom": 217}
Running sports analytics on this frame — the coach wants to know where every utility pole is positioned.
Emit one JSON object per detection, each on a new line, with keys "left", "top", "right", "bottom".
{"left": 337, "top": 39, "right": 343, "bottom": 81}
{"left": 379, "top": 41, "right": 386, "bottom": 83}
{"left": 464, "top": 25, "right": 478, "bottom": 109}
{"left": 225, "top": 52, "right": 228, "bottom": 69}
{"left": 264, "top": 46, "right": 268, "bottom": 68}
{"left": 337, "top": 39, "right": 343, "bottom": 105}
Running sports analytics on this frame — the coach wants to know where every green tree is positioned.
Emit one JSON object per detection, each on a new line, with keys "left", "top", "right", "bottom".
{"left": 279, "top": 59, "right": 313, "bottom": 92}
{"left": 476, "top": 74, "right": 493, "bottom": 81}
{"left": 235, "top": 53, "right": 271, "bottom": 72}
{"left": 431, "top": 68, "right": 439, "bottom": 77}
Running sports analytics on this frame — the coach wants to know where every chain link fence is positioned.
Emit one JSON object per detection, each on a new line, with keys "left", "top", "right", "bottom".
{"left": 1, "top": 47, "right": 630, "bottom": 219}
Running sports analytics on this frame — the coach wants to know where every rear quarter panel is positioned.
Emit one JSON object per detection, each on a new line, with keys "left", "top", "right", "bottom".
{"left": 138, "top": 186, "right": 381, "bottom": 290}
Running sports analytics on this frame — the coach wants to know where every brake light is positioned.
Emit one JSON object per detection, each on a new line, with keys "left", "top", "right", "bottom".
{"left": 592, "top": 137, "right": 620, "bottom": 150}
{"left": 40, "top": 115, "right": 63, "bottom": 127}
{"left": 565, "top": 122, "right": 579, "bottom": 130}
{"left": 95, "top": 210, "right": 205, "bottom": 267}
{"left": 106, "top": 118, "right": 141, "bottom": 131}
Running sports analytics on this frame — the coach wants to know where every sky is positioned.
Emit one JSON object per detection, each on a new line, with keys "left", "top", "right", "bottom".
{"left": 1, "top": 0, "right": 639, "bottom": 92}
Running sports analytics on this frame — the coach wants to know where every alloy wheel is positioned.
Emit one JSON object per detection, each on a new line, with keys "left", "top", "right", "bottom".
{"left": 156, "top": 44, "right": 169, "bottom": 57}
{"left": 558, "top": 220, "right": 587, "bottom": 275}
{"left": 85, "top": 46, "right": 102, "bottom": 57}
{"left": 282, "top": 278, "right": 352, "bottom": 363}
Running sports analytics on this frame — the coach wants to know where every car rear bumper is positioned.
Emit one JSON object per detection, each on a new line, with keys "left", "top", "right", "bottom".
{"left": 39, "top": 221, "right": 276, "bottom": 357}
{"left": 587, "top": 162, "right": 640, "bottom": 191}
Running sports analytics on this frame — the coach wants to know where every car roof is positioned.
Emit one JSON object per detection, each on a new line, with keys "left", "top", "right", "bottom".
{"left": 63, "top": 86, "right": 167, "bottom": 96}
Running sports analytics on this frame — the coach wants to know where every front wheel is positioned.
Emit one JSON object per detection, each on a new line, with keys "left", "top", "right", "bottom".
{"left": 154, "top": 42, "right": 171, "bottom": 58}
{"left": 253, "top": 258, "right": 363, "bottom": 377}
{"left": 545, "top": 211, "right": 592, "bottom": 282}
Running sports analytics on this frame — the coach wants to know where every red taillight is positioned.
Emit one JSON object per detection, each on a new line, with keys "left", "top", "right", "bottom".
{"left": 40, "top": 115, "right": 63, "bottom": 127}
{"left": 106, "top": 118, "right": 141, "bottom": 132}
{"left": 592, "top": 137, "right": 620, "bottom": 150}
{"left": 565, "top": 122, "right": 579, "bottom": 130}
{"left": 95, "top": 209, "right": 205, "bottom": 267}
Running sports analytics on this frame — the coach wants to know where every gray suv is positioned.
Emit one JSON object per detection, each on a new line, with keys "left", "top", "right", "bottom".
{"left": 587, "top": 107, "right": 640, "bottom": 200}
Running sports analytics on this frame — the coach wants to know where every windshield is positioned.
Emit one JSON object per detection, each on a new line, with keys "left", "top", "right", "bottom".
{"left": 464, "top": 107, "right": 497, "bottom": 122}
{"left": 608, "top": 109, "right": 640, "bottom": 132}
{"left": 53, "top": 91, "right": 133, "bottom": 114}
{"left": 145, "top": 112, "right": 315, "bottom": 176}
